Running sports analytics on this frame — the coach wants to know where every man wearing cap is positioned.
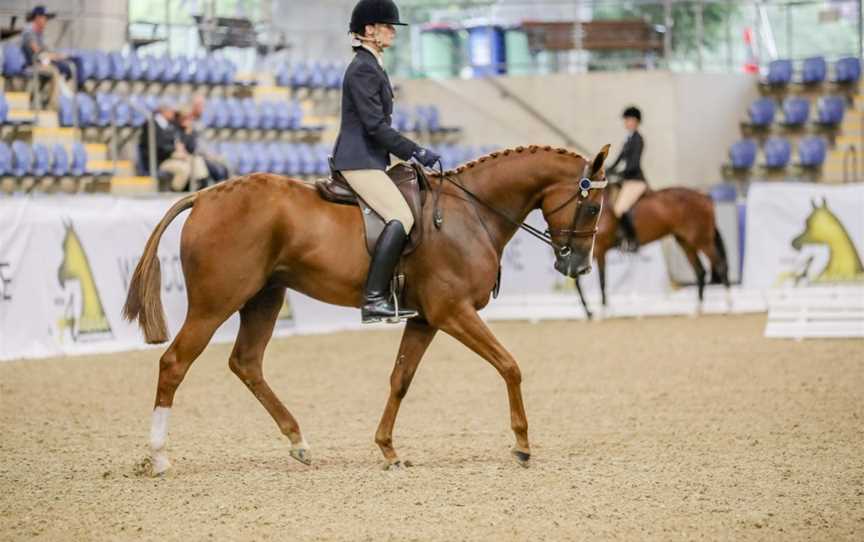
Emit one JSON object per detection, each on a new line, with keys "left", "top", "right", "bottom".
{"left": 20, "top": 5, "right": 85, "bottom": 91}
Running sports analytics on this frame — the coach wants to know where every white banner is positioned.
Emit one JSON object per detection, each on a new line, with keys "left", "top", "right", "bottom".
{"left": 0, "top": 198, "right": 670, "bottom": 361}
{"left": 743, "top": 182, "right": 864, "bottom": 289}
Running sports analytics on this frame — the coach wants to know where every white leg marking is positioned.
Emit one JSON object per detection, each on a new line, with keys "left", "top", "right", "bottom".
{"left": 149, "top": 407, "right": 171, "bottom": 474}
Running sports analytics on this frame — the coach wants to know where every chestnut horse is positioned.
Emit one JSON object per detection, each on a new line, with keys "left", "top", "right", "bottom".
{"left": 123, "top": 144, "right": 611, "bottom": 475}
{"left": 574, "top": 186, "right": 730, "bottom": 318}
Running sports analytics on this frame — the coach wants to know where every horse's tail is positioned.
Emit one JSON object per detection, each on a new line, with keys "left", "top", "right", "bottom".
{"left": 123, "top": 193, "right": 197, "bottom": 344}
{"left": 710, "top": 225, "right": 730, "bottom": 286}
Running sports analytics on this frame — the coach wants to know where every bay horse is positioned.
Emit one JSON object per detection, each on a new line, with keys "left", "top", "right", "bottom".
{"left": 574, "top": 185, "right": 730, "bottom": 319}
{"left": 123, "top": 144, "right": 611, "bottom": 475}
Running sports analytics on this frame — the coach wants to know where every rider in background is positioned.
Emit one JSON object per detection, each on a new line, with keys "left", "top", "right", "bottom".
{"left": 332, "top": 0, "right": 441, "bottom": 323}
{"left": 606, "top": 106, "right": 647, "bottom": 252}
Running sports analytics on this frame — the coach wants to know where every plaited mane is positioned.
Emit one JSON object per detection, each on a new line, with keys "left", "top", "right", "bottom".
{"left": 440, "top": 145, "right": 585, "bottom": 176}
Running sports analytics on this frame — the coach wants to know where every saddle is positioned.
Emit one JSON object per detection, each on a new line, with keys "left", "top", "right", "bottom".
{"left": 315, "top": 160, "right": 429, "bottom": 256}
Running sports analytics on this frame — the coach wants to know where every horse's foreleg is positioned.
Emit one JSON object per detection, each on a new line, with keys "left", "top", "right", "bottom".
{"left": 441, "top": 308, "right": 531, "bottom": 467}
{"left": 677, "top": 238, "right": 706, "bottom": 311}
{"left": 597, "top": 253, "right": 608, "bottom": 308}
{"left": 229, "top": 286, "right": 310, "bottom": 465}
{"left": 374, "top": 319, "right": 437, "bottom": 469}
{"left": 147, "top": 314, "right": 225, "bottom": 476}
{"left": 574, "top": 277, "right": 592, "bottom": 320}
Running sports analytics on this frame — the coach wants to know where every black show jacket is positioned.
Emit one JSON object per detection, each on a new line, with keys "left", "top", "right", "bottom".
{"left": 332, "top": 47, "right": 421, "bottom": 171}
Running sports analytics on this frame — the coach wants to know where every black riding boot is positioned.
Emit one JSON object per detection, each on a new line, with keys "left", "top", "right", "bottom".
{"left": 362, "top": 220, "right": 418, "bottom": 323}
{"left": 618, "top": 211, "right": 639, "bottom": 252}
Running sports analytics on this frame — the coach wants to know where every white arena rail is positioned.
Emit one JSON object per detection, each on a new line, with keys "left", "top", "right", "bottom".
{"left": 764, "top": 286, "right": 864, "bottom": 340}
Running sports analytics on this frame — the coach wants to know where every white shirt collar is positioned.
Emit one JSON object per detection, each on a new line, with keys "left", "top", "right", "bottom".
{"left": 360, "top": 44, "right": 384, "bottom": 67}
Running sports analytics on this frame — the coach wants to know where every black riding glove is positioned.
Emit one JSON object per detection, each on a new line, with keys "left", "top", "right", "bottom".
{"left": 413, "top": 147, "right": 441, "bottom": 168}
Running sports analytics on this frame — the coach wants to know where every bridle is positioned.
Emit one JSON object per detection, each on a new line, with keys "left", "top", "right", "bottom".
{"left": 431, "top": 161, "right": 608, "bottom": 257}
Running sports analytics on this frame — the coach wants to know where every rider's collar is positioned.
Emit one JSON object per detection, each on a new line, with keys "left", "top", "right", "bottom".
{"left": 359, "top": 43, "right": 384, "bottom": 67}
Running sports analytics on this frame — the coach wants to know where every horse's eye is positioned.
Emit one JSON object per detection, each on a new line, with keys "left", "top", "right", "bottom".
{"left": 588, "top": 204, "right": 601, "bottom": 216}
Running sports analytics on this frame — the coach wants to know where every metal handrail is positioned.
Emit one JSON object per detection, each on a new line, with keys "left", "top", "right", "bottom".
{"left": 128, "top": 101, "right": 157, "bottom": 180}
{"left": 842, "top": 145, "right": 858, "bottom": 184}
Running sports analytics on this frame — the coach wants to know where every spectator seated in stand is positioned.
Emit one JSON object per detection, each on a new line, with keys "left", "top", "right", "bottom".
{"left": 20, "top": 5, "right": 85, "bottom": 100}
{"left": 176, "top": 94, "right": 229, "bottom": 185}
{"left": 137, "top": 98, "right": 207, "bottom": 191}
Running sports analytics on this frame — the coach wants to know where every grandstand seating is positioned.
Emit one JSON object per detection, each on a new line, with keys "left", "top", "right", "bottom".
{"left": 815, "top": 95, "right": 845, "bottom": 127}
{"left": 801, "top": 56, "right": 826, "bottom": 85}
{"left": 763, "top": 137, "right": 791, "bottom": 169}
{"left": 276, "top": 61, "right": 344, "bottom": 92}
{"left": 729, "top": 139, "right": 757, "bottom": 171}
{"left": 0, "top": 140, "right": 100, "bottom": 181}
{"left": 797, "top": 136, "right": 827, "bottom": 169}
{"left": 834, "top": 57, "right": 861, "bottom": 85}
{"left": 781, "top": 96, "right": 809, "bottom": 127}
{"left": 765, "top": 59, "right": 793, "bottom": 86}
{"left": 748, "top": 97, "right": 775, "bottom": 128}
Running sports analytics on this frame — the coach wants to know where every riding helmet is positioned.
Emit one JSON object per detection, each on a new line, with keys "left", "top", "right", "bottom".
{"left": 622, "top": 106, "right": 642, "bottom": 122}
{"left": 350, "top": 0, "right": 407, "bottom": 34}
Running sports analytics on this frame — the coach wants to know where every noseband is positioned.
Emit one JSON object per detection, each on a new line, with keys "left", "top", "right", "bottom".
{"left": 433, "top": 162, "right": 608, "bottom": 256}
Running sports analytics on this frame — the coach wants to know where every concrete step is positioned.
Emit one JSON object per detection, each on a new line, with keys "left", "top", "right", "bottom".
{"left": 835, "top": 134, "right": 864, "bottom": 146}
{"left": 111, "top": 175, "right": 156, "bottom": 195}
{"left": 4, "top": 91, "right": 30, "bottom": 110}
{"left": 88, "top": 159, "right": 132, "bottom": 175}
{"left": 84, "top": 143, "right": 107, "bottom": 161}
{"left": 253, "top": 85, "right": 289, "bottom": 101}
{"left": 31, "top": 127, "right": 76, "bottom": 146}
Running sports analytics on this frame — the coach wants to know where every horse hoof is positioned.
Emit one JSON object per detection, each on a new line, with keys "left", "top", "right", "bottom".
{"left": 511, "top": 448, "right": 531, "bottom": 468}
{"left": 290, "top": 445, "right": 312, "bottom": 466}
{"left": 134, "top": 455, "right": 171, "bottom": 478}
{"left": 382, "top": 459, "right": 412, "bottom": 471}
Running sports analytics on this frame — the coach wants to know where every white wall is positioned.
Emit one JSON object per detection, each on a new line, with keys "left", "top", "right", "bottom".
{"left": 397, "top": 70, "right": 759, "bottom": 188}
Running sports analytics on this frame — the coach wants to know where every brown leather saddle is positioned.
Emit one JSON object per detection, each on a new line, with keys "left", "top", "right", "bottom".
{"left": 315, "top": 160, "right": 429, "bottom": 255}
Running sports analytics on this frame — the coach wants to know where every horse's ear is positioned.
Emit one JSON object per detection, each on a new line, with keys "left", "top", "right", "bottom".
{"left": 811, "top": 198, "right": 818, "bottom": 210}
{"left": 591, "top": 144, "right": 611, "bottom": 175}
{"left": 821, "top": 196, "right": 828, "bottom": 208}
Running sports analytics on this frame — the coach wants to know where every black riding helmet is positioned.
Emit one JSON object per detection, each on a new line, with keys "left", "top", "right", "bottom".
{"left": 622, "top": 106, "right": 642, "bottom": 122}
{"left": 350, "top": 0, "right": 407, "bottom": 34}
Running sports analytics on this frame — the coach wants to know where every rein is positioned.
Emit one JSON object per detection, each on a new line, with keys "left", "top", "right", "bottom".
{"left": 430, "top": 161, "right": 607, "bottom": 256}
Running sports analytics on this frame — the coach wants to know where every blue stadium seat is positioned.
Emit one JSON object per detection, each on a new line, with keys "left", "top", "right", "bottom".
{"left": 174, "top": 55, "right": 193, "bottom": 84}
{"left": 92, "top": 51, "right": 111, "bottom": 82}
{"left": 11, "top": 141, "right": 32, "bottom": 176}
{"left": 51, "top": 144, "right": 69, "bottom": 176}
{"left": 798, "top": 137, "right": 827, "bottom": 168}
{"left": 114, "top": 96, "right": 131, "bottom": 127}
{"left": 748, "top": 97, "right": 775, "bottom": 128}
{"left": 0, "top": 142, "right": 12, "bottom": 175}
{"left": 290, "top": 62, "right": 310, "bottom": 90}
{"left": 211, "top": 98, "right": 230, "bottom": 129}
{"left": 258, "top": 101, "right": 275, "bottom": 130}
{"left": 801, "top": 56, "right": 826, "bottom": 85}
{"left": 143, "top": 55, "right": 165, "bottom": 82}
{"left": 252, "top": 143, "right": 270, "bottom": 172}
{"left": 236, "top": 144, "right": 255, "bottom": 175}
{"left": 815, "top": 95, "right": 845, "bottom": 127}
{"left": 314, "top": 145, "right": 329, "bottom": 175}
{"left": 95, "top": 93, "right": 114, "bottom": 127}
{"left": 32, "top": 144, "right": 50, "bottom": 177}
{"left": 766, "top": 59, "right": 792, "bottom": 86}
{"left": 0, "top": 93, "right": 8, "bottom": 124}
{"left": 71, "top": 142, "right": 88, "bottom": 176}
{"left": 127, "top": 95, "right": 148, "bottom": 127}
{"left": 58, "top": 95, "right": 75, "bottom": 126}
{"left": 266, "top": 143, "right": 286, "bottom": 173}
{"left": 241, "top": 99, "right": 260, "bottom": 130}
{"left": 729, "top": 139, "right": 757, "bottom": 170}
{"left": 227, "top": 98, "right": 245, "bottom": 129}
{"left": 127, "top": 53, "right": 145, "bottom": 81}
{"left": 324, "top": 63, "right": 343, "bottom": 90}
{"left": 76, "top": 93, "right": 96, "bottom": 127}
{"left": 2, "top": 43, "right": 27, "bottom": 76}
{"left": 709, "top": 183, "right": 737, "bottom": 202}
{"left": 763, "top": 137, "right": 791, "bottom": 169}
{"left": 782, "top": 96, "right": 809, "bottom": 127}
{"left": 834, "top": 57, "right": 861, "bottom": 84}
{"left": 108, "top": 51, "right": 128, "bottom": 81}
{"left": 308, "top": 63, "right": 326, "bottom": 90}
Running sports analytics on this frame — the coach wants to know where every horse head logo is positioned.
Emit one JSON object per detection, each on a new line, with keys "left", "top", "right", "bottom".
{"left": 57, "top": 220, "right": 112, "bottom": 339}
{"left": 790, "top": 197, "right": 864, "bottom": 283}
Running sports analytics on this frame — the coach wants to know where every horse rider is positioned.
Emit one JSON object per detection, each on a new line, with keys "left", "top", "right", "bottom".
{"left": 606, "top": 106, "right": 647, "bottom": 252}
{"left": 332, "top": 0, "right": 441, "bottom": 323}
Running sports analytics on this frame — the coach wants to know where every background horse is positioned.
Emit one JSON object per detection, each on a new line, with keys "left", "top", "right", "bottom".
{"left": 574, "top": 185, "right": 730, "bottom": 318}
{"left": 123, "top": 144, "right": 610, "bottom": 475}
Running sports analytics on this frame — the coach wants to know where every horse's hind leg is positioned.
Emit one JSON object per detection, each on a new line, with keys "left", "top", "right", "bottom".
{"left": 675, "top": 237, "right": 706, "bottom": 310}
{"left": 148, "top": 314, "right": 225, "bottom": 476}
{"left": 440, "top": 308, "right": 531, "bottom": 467}
{"left": 375, "top": 319, "right": 437, "bottom": 469}
{"left": 228, "top": 286, "right": 310, "bottom": 465}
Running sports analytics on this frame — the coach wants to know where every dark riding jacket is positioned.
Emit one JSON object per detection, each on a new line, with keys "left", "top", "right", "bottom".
{"left": 608, "top": 131, "right": 646, "bottom": 181}
{"left": 332, "top": 47, "right": 420, "bottom": 171}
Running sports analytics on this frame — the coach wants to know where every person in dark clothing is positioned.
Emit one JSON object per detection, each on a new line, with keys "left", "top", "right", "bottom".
{"left": 138, "top": 102, "right": 179, "bottom": 175}
{"left": 20, "top": 6, "right": 85, "bottom": 90}
{"left": 333, "top": 0, "right": 441, "bottom": 324}
{"left": 176, "top": 96, "right": 229, "bottom": 184}
{"left": 607, "top": 106, "right": 648, "bottom": 252}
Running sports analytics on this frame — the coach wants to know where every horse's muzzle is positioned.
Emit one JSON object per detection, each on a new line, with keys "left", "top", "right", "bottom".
{"left": 554, "top": 253, "right": 592, "bottom": 278}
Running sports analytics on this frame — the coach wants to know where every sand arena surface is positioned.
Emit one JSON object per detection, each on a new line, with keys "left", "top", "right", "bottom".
{"left": 1, "top": 314, "right": 862, "bottom": 541}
